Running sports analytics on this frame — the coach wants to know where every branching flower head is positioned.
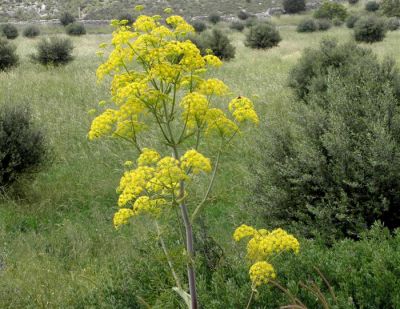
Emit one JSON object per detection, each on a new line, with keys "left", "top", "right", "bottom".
{"left": 234, "top": 224, "right": 299, "bottom": 288}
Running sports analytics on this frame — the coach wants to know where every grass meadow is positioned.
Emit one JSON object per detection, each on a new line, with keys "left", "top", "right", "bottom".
{"left": 1, "top": 19, "right": 400, "bottom": 307}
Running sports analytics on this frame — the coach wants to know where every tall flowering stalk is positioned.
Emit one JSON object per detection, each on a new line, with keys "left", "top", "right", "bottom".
{"left": 89, "top": 8, "right": 258, "bottom": 308}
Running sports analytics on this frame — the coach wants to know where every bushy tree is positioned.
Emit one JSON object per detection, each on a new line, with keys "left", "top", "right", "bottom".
{"left": 23, "top": 25, "right": 40, "bottom": 38}
{"left": 245, "top": 22, "right": 281, "bottom": 49}
{"left": 0, "top": 38, "right": 18, "bottom": 71}
{"left": 1, "top": 24, "right": 18, "bottom": 40}
{"left": 365, "top": 1, "right": 380, "bottom": 11}
{"left": 314, "top": 1, "right": 347, "bottom": 21}
{"left": 191, "top": 29, "right": 235, "bottom": 60}
{"left": 238, "top": 10, "right": 250, "bottom": 20}
{"left": 252, "top": 39, "right": 400, "bottom": 241}
{"left": 59, "top": 12, "right": 75, "bottom": 26}
{"left": 65, "top": 23, "right": 86, "bottom": 36}
{"left": 297, "top": 19, "right": 318, "bottom": 32}
{"left": 117, "top": 13, "right": 135, "bottom": 25}
{"left": 230, "top": 21, "right": 245, "bottom": 31}
{"left": 0, "top": 105, "right": 47, "bottom": 188}
{"left": 317, "top": 19, "right": 332, "bottom": 30}
{"left": 31, "top": 37, "right": 74, "bottom": 66}
{"left": 283, "top": 0, "right": 306, "bottom": 14}
{"left": 208, "top": 13, "right": 221, "bottom": 24}
{"left": 381, "top": 0, "right": 400, "bottom": 17}
{"left": 354, "top": 16, "right": 387, "bottom": 43}
{"left": 191, "top": 20, "right": 207, "bottom": 33}
{"left": 386, "top": 17, "right": 400, "bottom": 30}
{"left": 346, "top": 15, "right": 359, "bottom": 28}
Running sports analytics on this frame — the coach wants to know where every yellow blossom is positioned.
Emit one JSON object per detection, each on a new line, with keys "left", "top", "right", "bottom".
{"left": 249, "top": 261, "right": 276, "bottom": 287}
{"left": 229, "top": 96, "right": 259, "bottom": 124}
{"left": 181, "top": 149, "right": 212, "bottom": 174}
{"left": 137, "top": 148, "right": 161, "bottom": 166}
{"left": 113, "top": 208, "right": 134, "bottom": 228}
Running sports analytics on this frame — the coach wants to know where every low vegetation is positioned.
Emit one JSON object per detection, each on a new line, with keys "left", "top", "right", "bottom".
{"left": 31, "top": 37, "right": 74, "bottom": 66}
{"left": 0, "top": 38, "right": 18, "bottom": 71}
{"left": 245, "top": 22, "right": 281, "bottom": 49}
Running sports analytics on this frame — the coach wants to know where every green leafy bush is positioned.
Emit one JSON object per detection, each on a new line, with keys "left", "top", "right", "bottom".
{"left": 381, "top": 0, "right": 400, "bottom": 17}
{"left": 317, "top": 18, "right": 332, "bottom": 30}
{"left": 332, "top": 17, "right": 343, "bottom": 26}
{"left": 0, "top": 105, "right": 47, "bottom": 188}
{"left": 0, "top": 38, "right": 18, "bottom": 71}
{"left": 117, "top": 13, "right": 135, "bottom": 25}
{"left": 297, "top": 19, "right": 318, "bottom": 32}
{"left": 245, "top": 22, "right": 281, "bottom": 49}
{"left": 238, "top": 10, "right": 249, "bottom": 20}
{"left": 65, "top": 23, "right": 86, "bottom": 36}
{"left": 191, "top": 20, "right": 207, "bottom": 33}
{"left": 245, "top": 18, "right": 257, "bottom": 28}
{"left": 188, "top": 29, "right": 235, "bottom": 60}
{"left": 1, "top": 24, "right": 18, "bottom": 40}
{"left": 348, "top": 0, "right": 359, "bottom": 4}
{"left": 31, "top": 37, "right": 74, "bottom": 66}
{"left": 346, "top": 14, "right": 359, "bottom": 28}
{"left": 386, "top": 17, "right": 400, "bottom": 30}
{"left": 283, "top": 0, "right": 306, "bottom": 14}
{"left": 23, "top": 25, "right": 40, "bottom": 38}
{"left": 253, "top": 39, "right": 400, "bottom": 241}
{"left": 230, "top": 21, "right": 245, "bottom": 31}
{"left": 59, "top": 12, "right": 75, "bottom": 26}
{"left": 354, "top": 16, "right": 387, "bottom": 43}
{"left": 314, "top": 1, "right": 348, "bottom": 21}
{"left": 366, "top": 0, "right": 380, "bottom": 11}
{"left": 208, "top": 13, "right": 221, "bottom": 24}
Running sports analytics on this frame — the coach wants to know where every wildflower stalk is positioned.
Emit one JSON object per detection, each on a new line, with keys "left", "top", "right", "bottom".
{"left": 90, "top": 12, "right": 258, "bottom": 309}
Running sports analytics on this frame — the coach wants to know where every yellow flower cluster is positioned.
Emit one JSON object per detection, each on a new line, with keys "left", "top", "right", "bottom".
{"left": 91, "top": 12, "right": 258, "bottom": 145}
{"left": 90, "top": 11, "right": 260, "bottom": 232}
{"left": 114, "top": 148, "right": 211, "bottom": 227}
{"left": 234, "top": 224, "right": 300, "bottom": 288}
{"left": 229, "top": 97, "right": 259, "bottom": 125}
{"left": 249, "top": 261, "right": 276, "bottom": 287}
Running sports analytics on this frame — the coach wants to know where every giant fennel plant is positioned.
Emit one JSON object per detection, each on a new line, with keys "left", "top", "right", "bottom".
{"left": 89, "top": 7, "right": 298, "bottom": 308}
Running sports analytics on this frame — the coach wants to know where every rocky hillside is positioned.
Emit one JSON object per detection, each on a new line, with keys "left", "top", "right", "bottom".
{"left": 0, "top": 0, "right": 281, "bottom": 22}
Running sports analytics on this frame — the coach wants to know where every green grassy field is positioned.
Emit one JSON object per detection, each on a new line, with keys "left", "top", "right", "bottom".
{"left": 1, "top": 20, "right": 400, "bottom": 307}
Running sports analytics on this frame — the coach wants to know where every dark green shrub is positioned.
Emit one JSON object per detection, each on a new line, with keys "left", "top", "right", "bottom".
{"left": 117, "top": 13, "right": 135, "bottom": 25}
{"left": 1, "top": 24, "right": 18, "bottom": 40}
{"left": 31, "top": 37, "right": 74, "bottom": 66}
{"left": 238, "top": 10, "right": 249, "bottom": 20}
{"left": 346, "top": 14, "right": 359, "bottom": 28}
{"left": 194, "top": 29, "right": 235, "bottom": 60}
{"left": 354, "top": 16, "right": 387, "bottom": 43}
{"left": 230, "top": 21, "right": 245, "bottom": 31}
{"left": 332, "top": 17, "right": 343, "bottom": 26}
{"left": 297, "top": 19, "right": 318, "bottom": 32}
{"left": 348, "top": 0, "right": 359, "bottom": 4}
{"left": 381, "top": 0, "right": 400, "bottom": 17}
{"left": 0, "top": 38, "right": 18, "bottom": 71}
{"left": 208, "top": 13, "right": 221, "bottom": 24}
{"left": 366, "top": 0, "right": 380, "bottom": 11}
{"left": 191, "top": 20, "right": 207, "bottom": 33}
{"left": 59, "top": 12, "right": 76, "bottom": 26}
{"left": 314, "top": 1, "right": 348, "bottom": 21}
{"left": 253, "top": 39, "right": 400, "bottom": 241}
{"left": 245, "top": 22, "right": 281, "bottom": 49}
{"left": 386, "top": 17, "right": 400, "bottom": 30}
{"left": 0, "top": 105, "right": 47, "bottom": 188}
{"left": 317, "top": 18, "right": 332, "bottom": 30}
{"left": 23, "top": 25, "right": 40, "bottom": 38}
{"left": 65, "top": 23, "right": 86, "bottom": 36}
{"left": 283, "top": 0, "right": 306, "bottom": 13}
{"left": 245, "top": 18, "right": 257, "bottom": 28}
